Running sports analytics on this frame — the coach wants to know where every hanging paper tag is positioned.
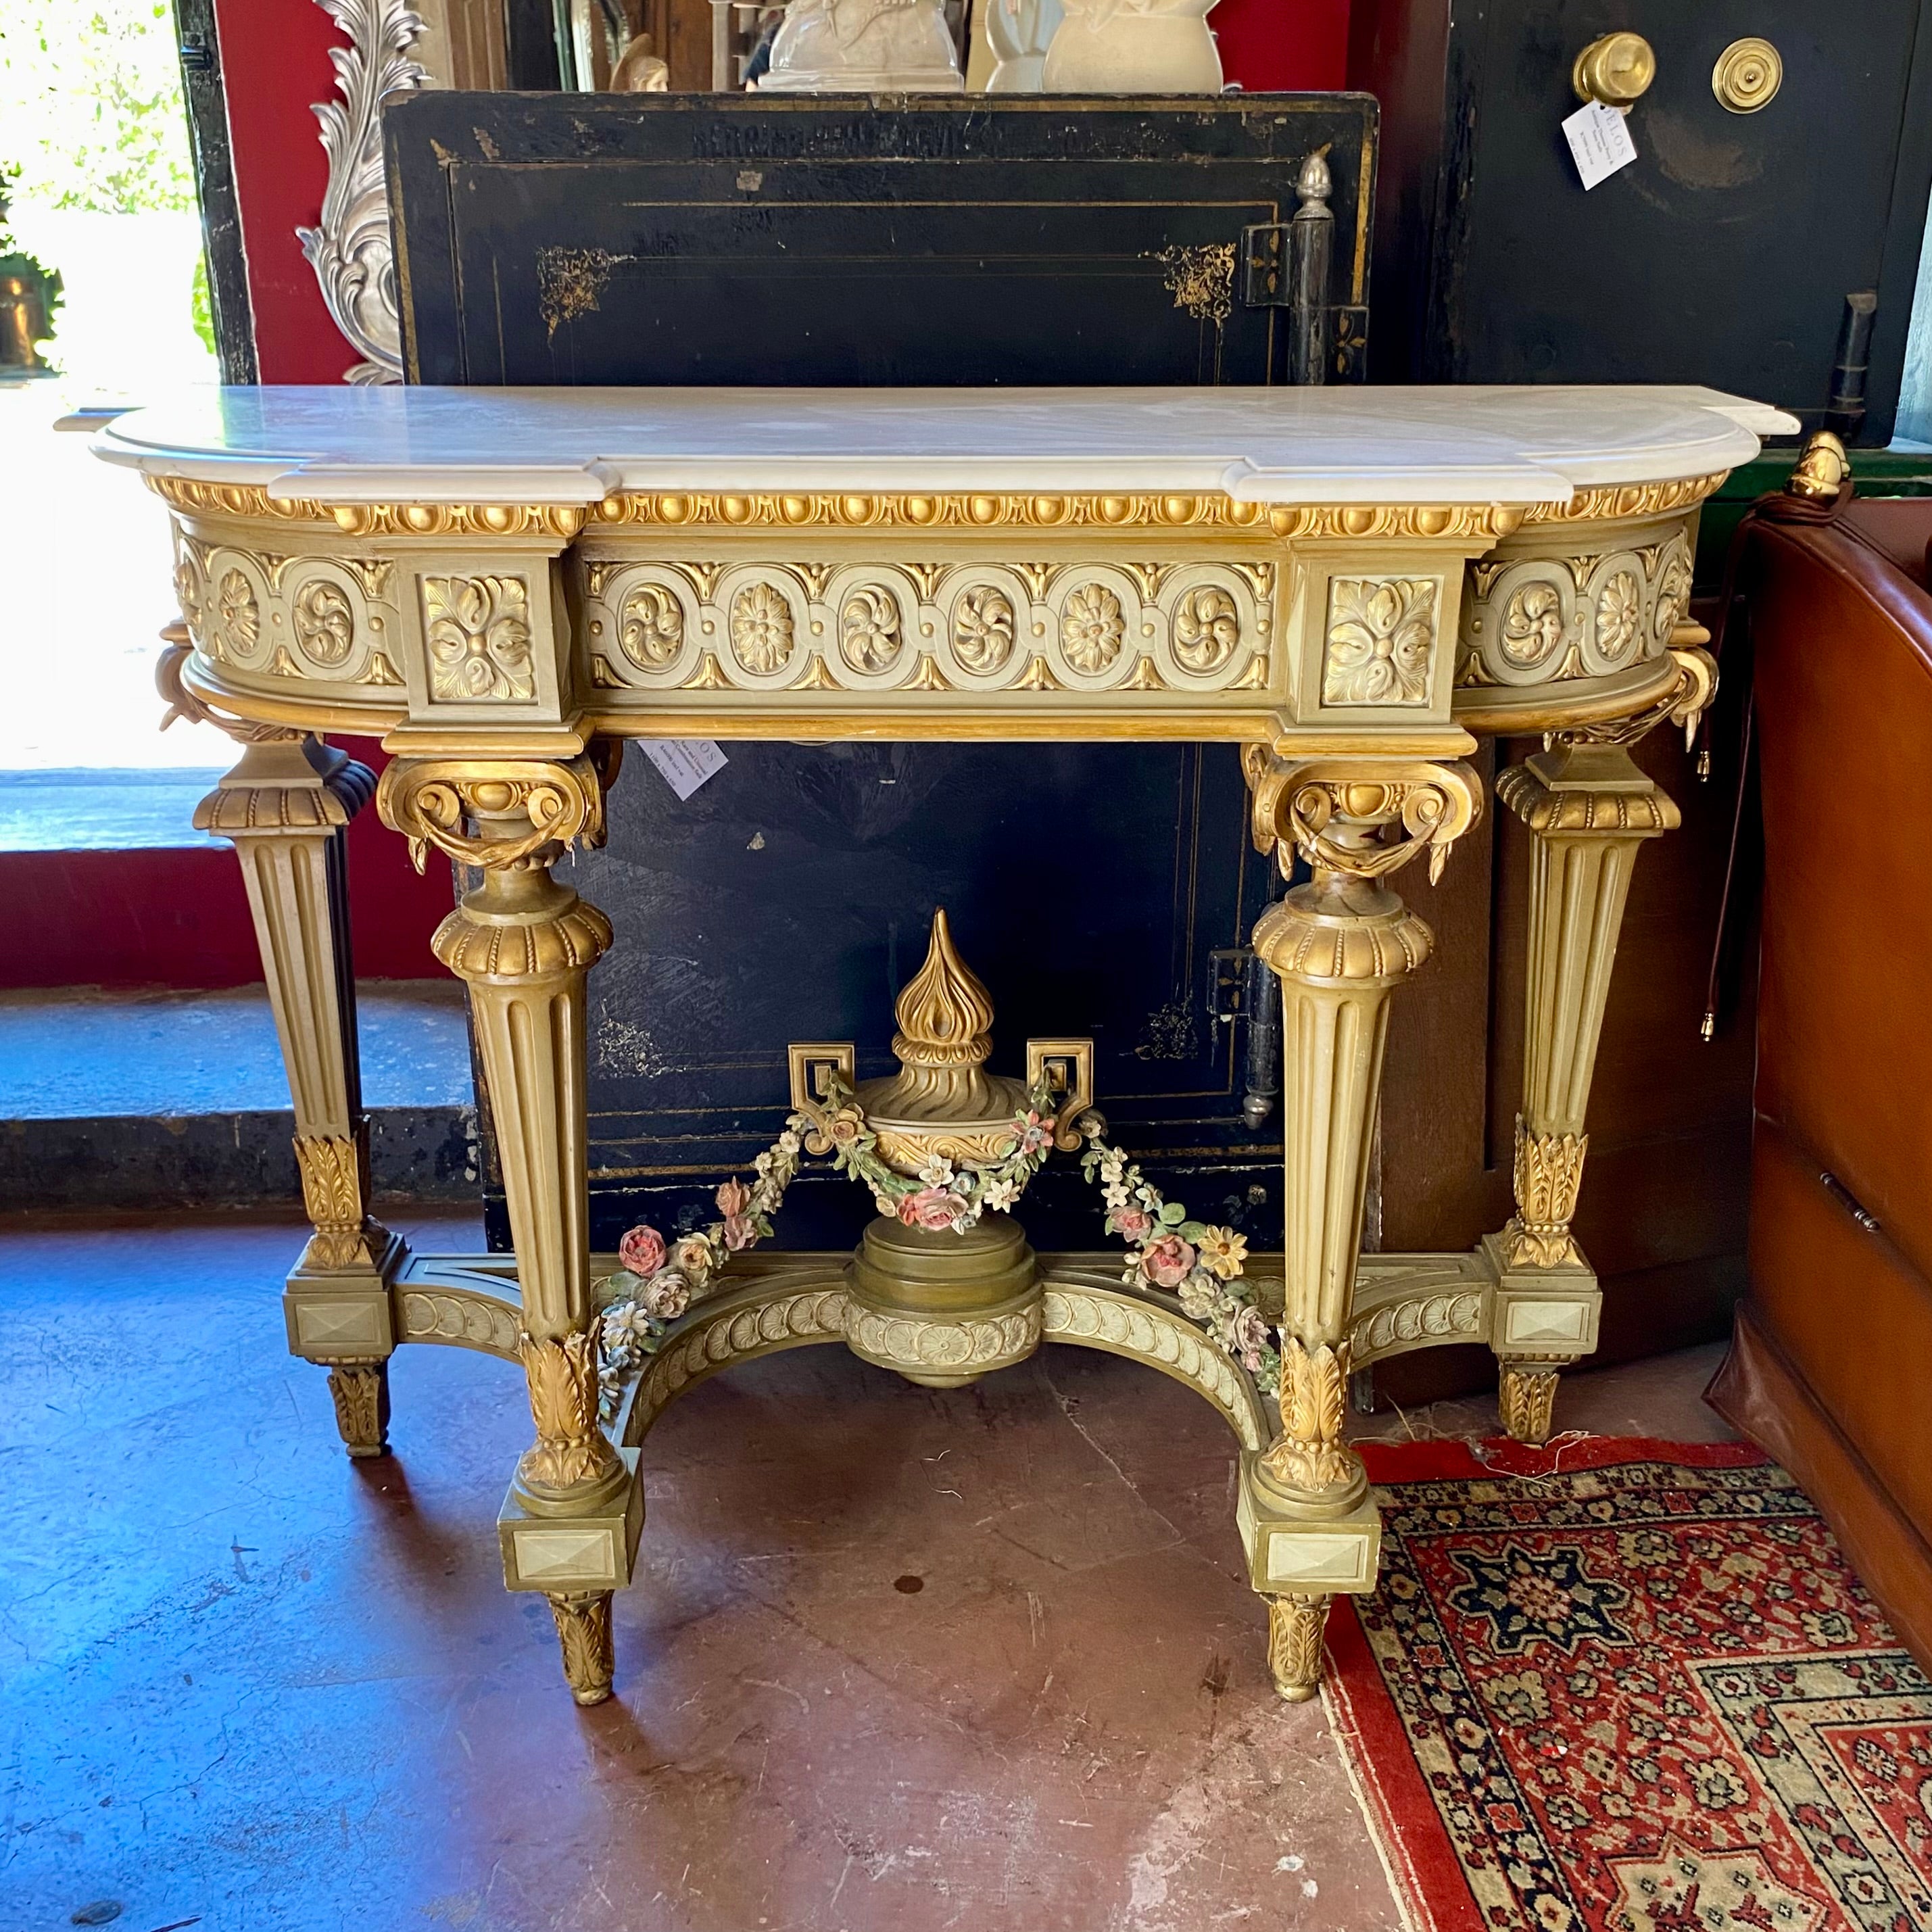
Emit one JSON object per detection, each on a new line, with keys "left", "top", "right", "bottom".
{"left": 639, "top": 738, "right": 728, "bottom": 800}
{"left": 1562, "top": 99, "right": 1638, "bottom": 191}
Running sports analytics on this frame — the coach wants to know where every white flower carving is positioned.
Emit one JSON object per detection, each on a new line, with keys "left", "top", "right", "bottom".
{"left": 1322, "top": 578, "right": 1435, "bottom": 706}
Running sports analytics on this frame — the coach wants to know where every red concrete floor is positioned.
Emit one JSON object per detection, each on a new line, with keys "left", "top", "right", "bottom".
{"left": 0, "top": 1213, "right": 1734, "bottom": 1932}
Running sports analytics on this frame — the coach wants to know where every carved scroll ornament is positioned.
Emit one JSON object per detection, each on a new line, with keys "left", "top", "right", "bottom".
{"left": 1246, "top": 752, "right": 1484, "bottom": 887}
{"left": 376, "top": 754, "right": 608, "bottom": 873}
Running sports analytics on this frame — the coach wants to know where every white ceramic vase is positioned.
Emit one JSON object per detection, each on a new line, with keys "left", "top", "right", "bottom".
{"left": 985, "top": 0, "right": 1065, "bottom": 91}
{"left": 1040, "top": 0, "right": 1221, "bottom": 93}
{"left": 758, "top": 0, "right": 965, "bottom": 91}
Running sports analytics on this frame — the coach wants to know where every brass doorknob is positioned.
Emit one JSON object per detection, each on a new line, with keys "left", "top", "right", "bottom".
{"left": 1572, "top": 31, "right": 1656, "bottom": 110}
{"left": 1712, "top": 37, "right": 1782, "bottom": 113}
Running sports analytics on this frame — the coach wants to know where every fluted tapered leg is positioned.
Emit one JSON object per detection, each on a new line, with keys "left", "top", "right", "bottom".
{"left": 1238, "top": 757, "right": 1484, "bottom": 1699}
{"left": 379, "top": 752, "right": 639, "bottom": 1706}
{"left": 197, "top": 736, "right": 402, "bottom": 1455}
{"left": 1489, "top": 742, "right": 1680, "bottom": 1443}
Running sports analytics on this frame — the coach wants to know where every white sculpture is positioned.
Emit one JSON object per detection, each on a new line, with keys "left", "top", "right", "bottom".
{"left": 986, "top": 0, "right": 1064, "bottom": 91}
{"left": 1040, "top": 0, "right": 1222, "bottom": 93}
{"left": 758, "top": 0, "right": 965, "bottom": 92}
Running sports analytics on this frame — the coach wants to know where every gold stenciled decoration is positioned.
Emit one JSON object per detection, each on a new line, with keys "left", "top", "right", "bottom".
{"left": 294, "top": 1132, "right": 376, "bottom": 1270}
{"left": 1262, "top": 1337, "right": 1361, "bottom": 1495}
{"left": 516, "top": 1325, "right": 625, "bottom": 1493}
{"left": 1266, "top": 1593, "right": 1330, "bottom": 1703}
{"left": 546, "top": 1590, "right": 615, "bottom": 1706}
{"left": 1502, "top": 1119, "right": 1589, "bottom": 1268}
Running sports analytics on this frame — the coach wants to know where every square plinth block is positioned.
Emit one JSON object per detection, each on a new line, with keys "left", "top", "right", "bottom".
{"left": 497, "top": 1450, "right": 644, "bottom": 1595}
{"left": 1236, "top": 1458, "right": 1382, "bottom": 1596}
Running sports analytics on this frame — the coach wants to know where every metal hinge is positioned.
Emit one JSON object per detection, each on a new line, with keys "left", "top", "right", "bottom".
{"left": 178, "top": 37, "right": 214, "bottom": 72}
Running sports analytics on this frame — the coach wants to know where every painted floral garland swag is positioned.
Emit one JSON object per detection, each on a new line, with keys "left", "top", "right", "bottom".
{"left": 594, "top": 1094, "right": 1280, "bottom": 1418}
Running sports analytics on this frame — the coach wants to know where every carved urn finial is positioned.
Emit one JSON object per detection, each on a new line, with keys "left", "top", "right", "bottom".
{"left": 892, "top": 909, "right": 995, "bottom": 1072}
{"left": 1787, "top": 429, "right": 1850, "bottom": 502}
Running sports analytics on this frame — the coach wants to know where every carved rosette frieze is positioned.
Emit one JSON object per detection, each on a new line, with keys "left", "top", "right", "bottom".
{"left": 294, "top": 1132, "right": 379, "bottom": 1271}
{"left": 1502, "top": 1119, "right": 1589, "bottom": 1269}
{"left": 1459, "top": 526, "right": 1696, "bottom": 692}
{"left": 377, "top": 754, "right": 608, "bottom": 875}
{"left": 842, "top": 1303, "right": 1042, "bottom": 1378}
{"left": 576, "top": 557, "right": 1274, "bottom": 698}
{"left": 168, "top": 527, "right": 404, "bottom": 692}
{"left": 516, "top": 1325, "right": 625, "bottom": 1497}
{"left": 1322, "top": 577, "right": 1438, "bottom": 706}
{"left": 326, "top": 1360, "right": 390, "bottom": 1455}
{"left": 546, "top": 1590, "right": 616, "bottom": 1706}
{"left": 1265, "top": 1593, "right": 1330, "bottom": 1703}
{"left": 1261, "top": 1338, "right": 1363, "bottom": 1500}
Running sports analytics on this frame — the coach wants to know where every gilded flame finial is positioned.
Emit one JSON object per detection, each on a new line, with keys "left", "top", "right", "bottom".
{"left": 892, "top": 909, "right": 994, "bottom": 1071}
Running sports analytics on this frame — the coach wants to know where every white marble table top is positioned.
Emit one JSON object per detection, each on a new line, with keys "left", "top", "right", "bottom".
{"left": 97, "top": 385, "right": 1796, "bottom": 510}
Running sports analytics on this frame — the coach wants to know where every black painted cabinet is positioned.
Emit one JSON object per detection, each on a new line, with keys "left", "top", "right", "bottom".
{"left": 1351, "top": 0, "right": 1932, "bottom": 441}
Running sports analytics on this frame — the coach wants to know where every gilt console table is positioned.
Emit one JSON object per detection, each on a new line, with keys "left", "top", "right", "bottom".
{"left": 97, "top": 383, "right": 1793, "bottom": 1708}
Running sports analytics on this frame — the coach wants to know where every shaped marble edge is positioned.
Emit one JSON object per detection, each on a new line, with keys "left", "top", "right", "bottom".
{"left": 92, "top": 383, "right": 1795, "bottom": 509}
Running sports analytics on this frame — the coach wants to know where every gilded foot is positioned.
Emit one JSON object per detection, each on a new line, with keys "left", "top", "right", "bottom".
{"left": 547, "top": 1590, "right": 615, "bottom": 1706}
{"left": 326, "top": 1359, "right": 391, "bottom": 1457}
{"left": 1499, "top": 1365, "right": 1562, "bottom": 1445}
{"left": 1266, "top": 1591, "right": 1332, "bottom": 1702}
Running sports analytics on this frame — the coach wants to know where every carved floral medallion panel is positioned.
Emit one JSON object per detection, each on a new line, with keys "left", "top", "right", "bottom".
{"left": 577, "top": 556, "right": 1274, "bottom": 701}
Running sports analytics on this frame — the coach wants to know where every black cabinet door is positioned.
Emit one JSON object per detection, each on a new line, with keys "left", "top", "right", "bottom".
{"left": 1357, "top": 0, "right": 1932, "bottom": 439}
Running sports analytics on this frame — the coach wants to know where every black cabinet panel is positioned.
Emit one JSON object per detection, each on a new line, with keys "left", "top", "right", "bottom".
{"left": 386, "top": 93, "right": 1376, "bottom": 387}
{"left": 1353, "top": 0, "right": 1932, "bottom": 439}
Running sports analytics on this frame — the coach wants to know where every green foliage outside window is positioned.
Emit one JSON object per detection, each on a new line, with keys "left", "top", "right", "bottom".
{"left": 0, "top": 3, "right": 196, "bottom": 215}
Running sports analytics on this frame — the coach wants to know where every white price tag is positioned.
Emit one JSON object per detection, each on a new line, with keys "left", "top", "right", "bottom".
{"left": 639, "top": 738, "right": 728, "bottom": 800}
{"left": 1562, "top": 99, "right": 1638, "bottom": 191}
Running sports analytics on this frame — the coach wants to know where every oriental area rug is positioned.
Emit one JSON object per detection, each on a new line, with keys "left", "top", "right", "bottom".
{"left": 1328, "top": 1438, "right": 1932, "bottom": 1932}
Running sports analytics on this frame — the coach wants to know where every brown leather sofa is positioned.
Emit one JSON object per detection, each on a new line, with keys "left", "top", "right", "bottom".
{"left": 1708, "top": 485, "right": 1932, "bottom": 1666}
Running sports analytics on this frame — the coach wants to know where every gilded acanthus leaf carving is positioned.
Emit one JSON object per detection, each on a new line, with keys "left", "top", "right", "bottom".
{"left": 1172, "top": 585, "right": 1240, "bottom": 671}
{"left": 1262, "top": 1337, "right": 1362, "bottom": 1495}
{"left": 1501, "top": 1116, "right": 1589, "bottom": 1268}
{"left": 729, "top": 581, "right": 795, "bottom": 674}
{"left": 422, "top": 574, "right": 535, "bottom": 702}
{"left": 1266, "top": 1593, "right": 1330, "bottom": 1701}
{"left": 1323, "top": 577, "right": 1436, "bottom": 706}
{"left": 293, "top": 1132, "right": 376, "bottom": 1270}
{"left": 516, "top": 1325, "right": 624, "bottom": 1493}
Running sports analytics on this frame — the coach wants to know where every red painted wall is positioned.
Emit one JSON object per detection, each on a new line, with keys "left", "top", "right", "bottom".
{"left": 1219, "top": 0, "right": 1351, "bottom": 91}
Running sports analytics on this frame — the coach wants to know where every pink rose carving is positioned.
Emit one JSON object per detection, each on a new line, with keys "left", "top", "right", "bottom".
{"left": 715, "top": 1178, "right": 752, "bottom": 1218}
{"left": 1107, "top": 1205, "right": 1152, "bottom": 1242}
{"left": 618, "top": 1224, "right": 666, "bottom": 1277}
{"left": 722, "top": 1213, "right": 757, "bottom": 1251}
{"left": 1138, "top": 1232, "right": 1197, "bottom": 1288}
{"left": 900, "top": 1187, "right": 965, "bottom": 1232}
